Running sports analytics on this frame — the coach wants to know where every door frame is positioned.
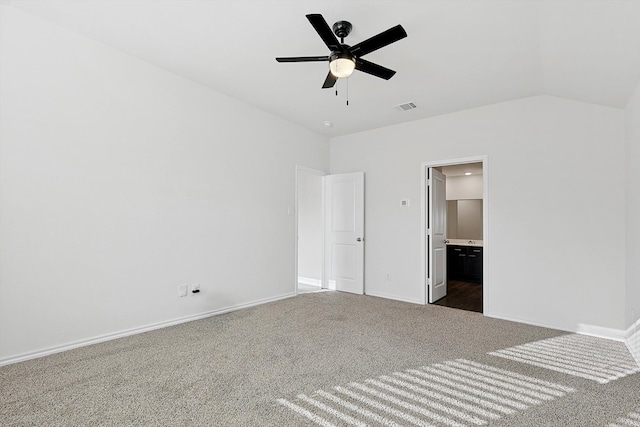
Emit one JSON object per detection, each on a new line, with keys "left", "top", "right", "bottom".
{"left": 420, "top": 156, "right": 489, "bottom": 310}
{"left": 294, "top": 165, "right": 326, "bottom": 294}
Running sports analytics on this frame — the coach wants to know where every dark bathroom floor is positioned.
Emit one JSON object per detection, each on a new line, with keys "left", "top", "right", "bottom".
{"left": 432, "top": 279, "right": 483, "bottom": 313}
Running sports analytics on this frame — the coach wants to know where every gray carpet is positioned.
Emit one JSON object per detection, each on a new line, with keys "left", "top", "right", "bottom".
{"left": 1, "top": 292, "right": 639, "bottom": 426}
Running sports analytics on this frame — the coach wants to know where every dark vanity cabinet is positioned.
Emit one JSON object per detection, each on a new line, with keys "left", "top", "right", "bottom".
{"left": 447, "top": 245, "right": 483, "bottom": 283}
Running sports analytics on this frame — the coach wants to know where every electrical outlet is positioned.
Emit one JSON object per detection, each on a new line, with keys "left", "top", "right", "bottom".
{"left": 178, "top": 284, "right": 188, "bottom": 297}
{"left": 191, "top": 283, "right": 200, "bottom": 294}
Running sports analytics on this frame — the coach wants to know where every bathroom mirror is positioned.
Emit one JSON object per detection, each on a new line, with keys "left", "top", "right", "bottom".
{"left": 447, "top": 199, "right": 483, "bottom": 240}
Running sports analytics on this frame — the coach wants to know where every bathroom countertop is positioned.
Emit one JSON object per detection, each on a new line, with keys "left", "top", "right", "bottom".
{"left": 446, "top": 239, "right": 483, "bottom": 247}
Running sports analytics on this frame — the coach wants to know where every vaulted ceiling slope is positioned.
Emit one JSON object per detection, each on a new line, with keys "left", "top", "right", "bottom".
{"left": 10, "top": 0, "right": 640, "bottom": 137}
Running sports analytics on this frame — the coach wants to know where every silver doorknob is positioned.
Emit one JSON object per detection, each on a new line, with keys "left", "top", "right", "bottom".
{"left": 357, "top": 237, "right": 362, "bottom": 242}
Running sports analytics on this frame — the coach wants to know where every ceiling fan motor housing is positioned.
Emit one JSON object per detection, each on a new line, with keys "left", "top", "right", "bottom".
{"left": 330, "top": 51, "right": 353, "bottom": 62}
{"left": 332, "top": 20, "right": 352, "bottom": 41}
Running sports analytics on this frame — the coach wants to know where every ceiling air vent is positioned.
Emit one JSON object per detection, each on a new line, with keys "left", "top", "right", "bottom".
{"left": 394, "top": 102, "right": 417, "bottom": 111}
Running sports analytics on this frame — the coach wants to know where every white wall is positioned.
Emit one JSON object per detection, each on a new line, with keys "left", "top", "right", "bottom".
{"left": 0, "top": 7, "right": 329, "bottom": 363}
{"left": 297, "top": 169, "right": 323, "bottom": 283}
{"left": 446, "top": 175, "right": 484, "bottom": 200}
{"left": 625, "top": 80, "right": 640, "bottom": 362}
{"left": 330, "top": 96, "right": 626, "bottom": 333}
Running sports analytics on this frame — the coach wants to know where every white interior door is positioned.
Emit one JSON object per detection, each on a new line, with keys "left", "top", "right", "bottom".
{"left": 428, "top": 168, "right": 447, "bottom": 303}
{"left": 324, "top": 172, "right": 364, "bottom": 294}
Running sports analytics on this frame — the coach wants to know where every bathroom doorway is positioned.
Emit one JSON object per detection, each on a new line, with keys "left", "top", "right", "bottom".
{"left": 422, "top": 157, "right": 487, "bottom": 313}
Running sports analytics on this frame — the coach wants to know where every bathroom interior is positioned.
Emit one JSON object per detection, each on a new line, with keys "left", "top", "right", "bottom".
{"left": 434, "top": 162, "right": 484, "bottom": 313}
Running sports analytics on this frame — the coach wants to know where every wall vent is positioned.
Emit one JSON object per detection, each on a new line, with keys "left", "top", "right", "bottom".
{"left": 394, "top": 102, "right": 417, "bottom": 111}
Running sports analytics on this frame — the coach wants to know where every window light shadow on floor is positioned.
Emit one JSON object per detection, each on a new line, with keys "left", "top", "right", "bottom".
{"left": 489, "top": 334, "right": 640, "bottom": 384}
{"left": 278, "top": 359, "right": 574, "bottom": 426}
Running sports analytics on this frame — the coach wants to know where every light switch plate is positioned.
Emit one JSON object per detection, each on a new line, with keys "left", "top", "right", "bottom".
{"left": 178, "top": 284, "right": 188, "bottom": 297}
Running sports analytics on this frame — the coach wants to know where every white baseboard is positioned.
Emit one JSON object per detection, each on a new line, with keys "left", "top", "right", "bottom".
{"left": 626, "top": 318, "right": 640, "bottom": 367}
{"left": 576, "top": 323, "right": 627, "bottom": 342}
{"left": 298, "top": 276, "right": 322, "bottom": 287}
{"left": 365, "top": 291, "right": 423, "bottom": 305}
{"left": 485, "top": 313, "right": 628, "bottom": 342}
{"left": 625, "top": 317, "right": 640, "bottom": 338}
{"left": 0, "top": 292, "right": 296, "bottom": 367}
{"left": 484, "top": 312, "right": 575, "bottom": 334}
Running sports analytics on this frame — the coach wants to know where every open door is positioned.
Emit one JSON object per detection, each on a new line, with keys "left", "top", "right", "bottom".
{"left": 428, "top": 168, "right": 447, "bottom": 303}
{"left": 324, "top": 172, "right": 364, "bottom": 294}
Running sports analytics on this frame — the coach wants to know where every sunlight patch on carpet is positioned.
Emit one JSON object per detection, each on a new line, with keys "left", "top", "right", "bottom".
{"left": 277, "top": 359, "right": 574, "bottom": 426}
{"left": 607, "top": 408, "right": 640, "bottom": 427}
{"left": 489, "top": 334, "right": 640, "bottom": 384}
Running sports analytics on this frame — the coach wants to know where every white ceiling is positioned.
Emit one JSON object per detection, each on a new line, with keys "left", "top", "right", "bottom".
{"left": 10, "top": 0, "right": 640, "bottom": 137}
{"left": 441, "top": 163, "right": 483, "bottom": 177}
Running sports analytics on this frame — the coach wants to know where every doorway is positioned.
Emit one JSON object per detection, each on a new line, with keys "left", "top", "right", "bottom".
{"left": 295, "top": 166, "right": 325, "bottom": 294}
{"left": 421, "top": 156, "right": 488, "bottom": 313}
{"left": 295, "top": 167, "right": 366, "bottom": 296}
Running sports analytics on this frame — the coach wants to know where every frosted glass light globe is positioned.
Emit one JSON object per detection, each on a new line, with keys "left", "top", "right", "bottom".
{"left": 329, "top": 57, "right": 356, "bottom": 78}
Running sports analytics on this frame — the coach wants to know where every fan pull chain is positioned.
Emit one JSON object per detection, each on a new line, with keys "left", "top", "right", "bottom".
{"left": 346, "top": 78, "right": 349, "bottom": 106}
{"left": 333, "top": 79, "right": 349, "bottom": 105}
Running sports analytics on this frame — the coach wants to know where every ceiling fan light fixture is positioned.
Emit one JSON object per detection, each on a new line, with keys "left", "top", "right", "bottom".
{"left": 276, "top": 14, "right": 407, "bottom": 89}
{"left": 329, "top": 55, "right": 355, "bottom": 78}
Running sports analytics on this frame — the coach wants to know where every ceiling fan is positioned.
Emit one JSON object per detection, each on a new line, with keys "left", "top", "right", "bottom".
{"left": 276, "top": 14, "right": 407, "bottom": 89}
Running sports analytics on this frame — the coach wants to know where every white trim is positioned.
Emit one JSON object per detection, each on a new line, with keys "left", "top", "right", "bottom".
{"left": 625, "top": 318, "right": 640, "bottom": 366}
{"left": 486, "top": 312, "right": 629, "bottom": 342}
{"left": 485, "top": 312, "right": 575, "bottom": 334}
{"left": 0, "top": 293, "right": 295, "bottom": 367}
{"left": 365, "top": 291, "right": 423, "bottom": 305}
{"left": 421, "top": 155, "right": 489, "bottom": 311}
{"left": 576, "top": 323, "right": 627, "bottom": 342}
{"left": 420, "top": 164, "right": 427, "bottom": 304}
{"left": 298, "top": 276, "right": 322, "bottom": 287}
{"left": 625, "top": 317, "right": 640, "bottom": 338}
{"left": 294, "top": 165, "right": 326, "bottom": 294}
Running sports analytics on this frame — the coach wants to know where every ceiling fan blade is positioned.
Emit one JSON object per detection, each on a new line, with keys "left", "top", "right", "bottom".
{"left": 349, "top": 25, "right": 407, "bottom": 57}
{"left": 355, "top": 58, "right": 396, "bottom": 80}
{"left": 322, "top": 72, "right": 337, "bottom": 89}
{"left": 306, "top": 14, "right": 343, "bottom": 52}
{"left": 276, "top": 56, "right": 329, "bottom": 63}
